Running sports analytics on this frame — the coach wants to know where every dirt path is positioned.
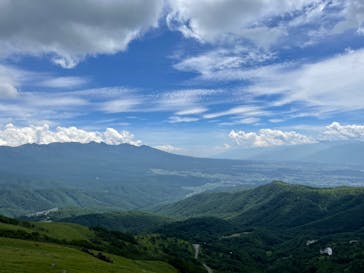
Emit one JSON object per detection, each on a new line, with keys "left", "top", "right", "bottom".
{"left": 192, "top": 243, "right": 213, "bottom": 273}
{"left": 192, "top": 244, "right": 200, "bottom": 259}
{"left": 202, "top": 263, "right": 213, "bottom": 273}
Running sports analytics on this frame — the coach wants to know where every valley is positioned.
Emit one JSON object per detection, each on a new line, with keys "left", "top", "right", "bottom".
{"left": 1, "top": 143, "right": 364, "bottom": 217}
{"left": 1, "top": 143, "right": 363, "bottom": 273}
{"left": 2, "top": 181, "right": 363, "bottom": 273}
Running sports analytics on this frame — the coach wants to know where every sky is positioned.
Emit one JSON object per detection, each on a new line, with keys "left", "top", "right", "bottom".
{"left": 0, "top": 0, "right": 363, "bottom": 157}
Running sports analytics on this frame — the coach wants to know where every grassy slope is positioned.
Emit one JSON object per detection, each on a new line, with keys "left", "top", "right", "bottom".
{"left": 33, "top": 222, "right": 95, "bottom": 241}
{"left": 0, "top": 215, "right": 204, "bottom": 273}
{"left": 0, "top": 215, "right": 95, "bottom": 242}
{"left": 0, "top": 237, "right": 177, "bottom": 273}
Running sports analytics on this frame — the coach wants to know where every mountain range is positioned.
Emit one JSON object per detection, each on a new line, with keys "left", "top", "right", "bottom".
{"left": 1, "top": 141, "right": 364, "bottom": 217}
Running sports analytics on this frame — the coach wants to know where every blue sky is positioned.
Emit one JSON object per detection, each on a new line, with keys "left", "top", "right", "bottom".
{"left": 0, "top": 0, "right": 363, "bottom": 156}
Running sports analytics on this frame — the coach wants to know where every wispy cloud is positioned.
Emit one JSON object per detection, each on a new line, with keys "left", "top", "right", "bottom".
{"left": 176, "top": 48, "right": 364, "bottom": 119}
{"left": 100, "top": 98, "right": 142, "bottom": 113}
{"left": 155, "top": 144, "right": 183, "bottom": 153}
{"left": 38, "top": 76, "right": 89, "bottom": 89}
{"left": 168, "top": 116, "right": 199, "bottom": 123}
{"left": 167, "top": 0, "right": 319, "bottom": 45}
{"left": 175, "top": 107, "right": 208, "bottom": 116}
{"left": 203, "top": 105, "right": 267, "bottom": 119}
{"left": 174, "top": 47, "right": 275, "bottom": 76}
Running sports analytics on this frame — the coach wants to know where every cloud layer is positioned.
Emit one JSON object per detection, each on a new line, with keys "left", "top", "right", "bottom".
{"left": 167, "top": 0, "right": 318, "bottom": 45}
{"left": 323, "top": 122, "right": 364, "bottom": 141}
{"left": 155, "top": 144, "right": 183, "bottom": 153}
{"left": 0, "top": 0, "right": 163, "bottom": 68}
{"left": 229, "top": 122, "right": 364, "bottom": 147}
{"left": 0, "top": 0, "right": 362, "bottom": 69}
{"left": 0, "top": 124, "right": 141, "bottom": 147}
{"left": 175, "top": 47, "right": 364, "bottom": 121}
{"left": 229, "top": 128, "right": 316, "bottom": 147}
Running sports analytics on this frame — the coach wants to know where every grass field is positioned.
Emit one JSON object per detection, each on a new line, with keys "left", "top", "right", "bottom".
{"left": 33, "top": 222, "right": 95, "bottom": 241}
{"left": 0, "top": 237, "right": 177, "bottom": 273}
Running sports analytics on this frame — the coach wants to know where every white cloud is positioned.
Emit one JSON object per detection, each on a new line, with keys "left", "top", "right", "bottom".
{"left": 174, "top": 47, "right": 275, "bottom": 77}
{"left": 0, "top": 82, "right": 18, "bottom": 98}
{"left": 158, "top": 89, "right": 219, "bottom": 109}
{"left": 0, "top": 0, "right": 164, "bottom": 68}
{"left": 0, "top": 85, "right": 226, "bottom": 124}
{"left": 246, "top": 49, "right": 364, "bottom": 112}
{"left": 0, "top": 64, "right": 25, "bottom": 98}
{"left": 175, "top": 107, "right": 208, "bottom": 115}
{"left": 167, "top": 0, "right": 364, "bottom": 48}
{"left": 168, "top": 116, "right": 199, "bottom": 123}
{"left": 167, "top": 0, "right": 320, "bottom": 46}
{"left": 323, "top": 122, "right": 364, "bottom": 140}
{"left": 218, "top": 117, "right": 260, "bottom": 126}
{"left": 235, "top": 117, "right": 261, "bottom": 125}
{"left": 100, "top": 98, "right": 142, "bottom": 113}
{"left": 39, "top": 76, "right": 88, "bottom": 89}
{"left": 0, "top": 0, "right": 361, "bottom": 70}
{"left": 155, "top": 144, "right": 183, "bottom": 153}
{"left": 99, "top": 89, "right": 220, "bottom": 114}
{"left": 229, "top": 122, "right": 364, "bottom": 148}
{"left": 203, "top": 105, "right": 266, "bottom": 119}
{"left": 0, "top": 123, "right": 141, "bottom": 147}
{"left": 229, "top": 128, "right": 316, "bottom": 147}
{"left": 332, "top": 0, "right": 364, "bottom": 35}
{"left": 0, "top": 63, "right": 89, "bottom": 98}
{"left": 187, "top": 48, "right": 364, "bottom": 116}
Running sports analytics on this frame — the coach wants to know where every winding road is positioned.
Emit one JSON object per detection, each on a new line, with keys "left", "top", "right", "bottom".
{"left": 193, "top": 243, "right": 213, "bottom": 273}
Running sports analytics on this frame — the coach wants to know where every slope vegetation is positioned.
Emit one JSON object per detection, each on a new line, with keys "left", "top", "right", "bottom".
{"left": 156, "top": 181, "right": 364, "bottom": 231}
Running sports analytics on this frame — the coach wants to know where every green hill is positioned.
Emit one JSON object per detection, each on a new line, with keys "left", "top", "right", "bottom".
{"left": 156, "top": 181, "right": 364, "bottom": 230}
{"left": 0, "top": 237, "right": 177, "bottom": 273}
{"left": 154, "top": 182, "right": 364, "bottom": 273}
{"left": 0, "top": 215, "right": 204, "bottom": 273}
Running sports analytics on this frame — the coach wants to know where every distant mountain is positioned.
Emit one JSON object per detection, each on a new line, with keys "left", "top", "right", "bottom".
{"left": 0, "top": 142, "right": 251, "bottom": 216}
{"left": 218, "top": 141, "right": 364, "bottom": 166}
{"left": 1, "top": 142, "right": 364, "bottom": 217}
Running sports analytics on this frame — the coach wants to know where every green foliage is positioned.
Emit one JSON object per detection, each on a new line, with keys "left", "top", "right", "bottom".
{"left": 157, "top": 181, "right": 364, "bottom": 230}
{"left": 61, "top": 211, "right": 172, "bottom": 233}
{"left": 155, "top": 182, "right": 364, "bottom": 273}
